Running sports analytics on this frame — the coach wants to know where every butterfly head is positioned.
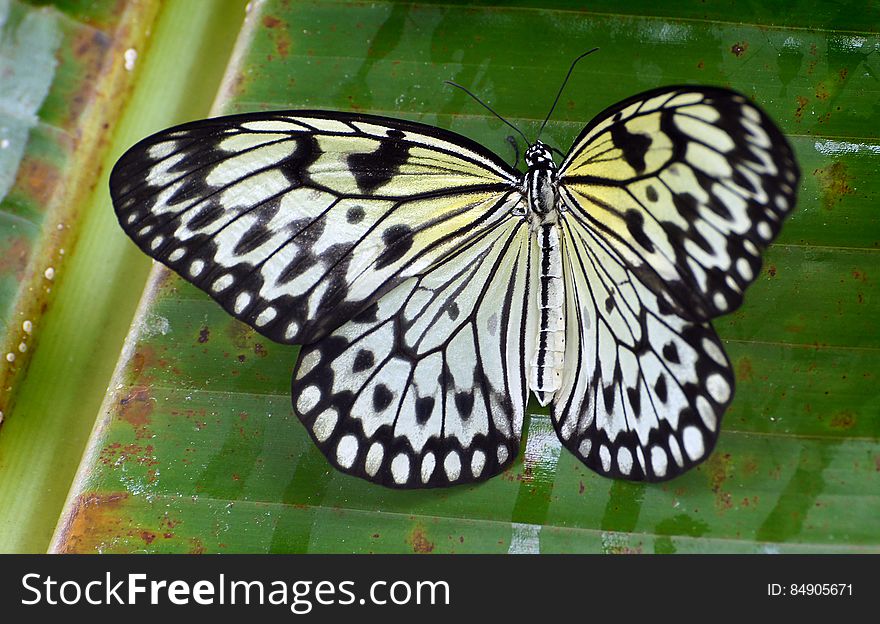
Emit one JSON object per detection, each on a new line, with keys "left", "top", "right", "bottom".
{"left": 525, "top": 141, "right": 556, "bottom": 170}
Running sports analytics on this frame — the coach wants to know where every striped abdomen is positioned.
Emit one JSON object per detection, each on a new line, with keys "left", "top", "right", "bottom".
{"left": 530, "top": 222, "right": 565, "bottom": 406}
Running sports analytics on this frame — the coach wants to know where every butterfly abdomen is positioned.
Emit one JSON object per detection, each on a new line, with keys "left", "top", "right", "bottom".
{"left": 530, "top": 221, "right": 565, "bottom": 406}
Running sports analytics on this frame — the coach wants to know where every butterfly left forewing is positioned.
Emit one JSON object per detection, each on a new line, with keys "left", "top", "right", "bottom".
{"left": 291, "top": 215, "right": 538, "bottom": 488}
{"left": 110, "top": 111, "right": 521, "bottom": 345}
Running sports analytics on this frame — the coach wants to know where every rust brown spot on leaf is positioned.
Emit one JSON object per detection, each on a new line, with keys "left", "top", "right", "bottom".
{"left": 830, "top": 410, "right": 856, "bottom": 430}
{"left": 407, "top": 524, "right": 435, "bottom": 553}
{"left": 198, "top": 326, "right": 210, "bottom": 343}
{"left": 736, "top": 357, "right": 754, "bottom": 382}
{"left": 794, "top": 95, "right": 809, "bottom": 122}
{"left": 706, "top": 452, "right": 734, "bottom": 511}
{"left": 119, "top": 386, "right": 153, "bottom": 431}
{"left": 0, "top": 237, "right": 32, "bottom": 281}
{"left": 53, "top": 492, "right": 129, "bottom": 553}
{"left": 731, "top": 41, "right": 748, "bottom": 57}
{"left": 15, "top": 156, "right": 61, "bottom": 206}
{"left": 813, "top": 161, "right": 853, "bottom": 211}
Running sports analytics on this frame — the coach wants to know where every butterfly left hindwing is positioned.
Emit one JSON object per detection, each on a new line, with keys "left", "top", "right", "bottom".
{"left": 292, "top": 215, "right": 538, "bottom": 487}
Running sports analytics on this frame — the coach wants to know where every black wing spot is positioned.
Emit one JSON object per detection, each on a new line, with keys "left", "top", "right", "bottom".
{"left": 454, "top": 391, "right": 474, "bottom": 419}
{"left": 446, "top": 302, "right": 460, "bottom": 320}
{"left": 624, "top": 209, "right": 655, "bottom": 253}
{"left": 662, "top": 342, "right": 680, "bottom": 364}
{"left": 611, "top": 120, "right": 651, "bottom": 173}
{"left": 604, "top": 296, "right": 615, "bottom": 313}
{"left": 415, "top": 396, "right": 435, "bottom": 424}
{"left": 375, "top": 224, "right": 414, "bottom": 270}
{"left": 352, "top": 348, "right": 375, "bottom": 373}
{"left": 626, "top": 386, "right": 641, "bottom": 416}
{"left": 602, "top": 384, "right": 616, "bottom": 412}
{"left": 347, "top": 133, "right": 410, "bottom": 193}
{"left": 372, "top": 383, "right": 394, "bottom": 412}
{"left": 645, "top": 184, "right": 659, "bottom": 202}
{"left": 654, "top": 375, "right": 668, "bottom": 403}
{"left": 346, "top": 206, "right": 366, "bottom": 224}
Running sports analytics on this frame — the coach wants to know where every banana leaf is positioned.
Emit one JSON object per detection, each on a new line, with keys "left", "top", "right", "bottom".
{"left": 11, "top": 0, "right": 880, "bottom": 553}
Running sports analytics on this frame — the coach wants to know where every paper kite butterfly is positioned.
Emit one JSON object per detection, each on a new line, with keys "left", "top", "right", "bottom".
{"left": 110, "top": 63, "right": 799, "bottom": 488}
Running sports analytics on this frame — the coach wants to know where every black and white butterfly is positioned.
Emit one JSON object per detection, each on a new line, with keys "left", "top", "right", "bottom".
{"left": 110, "top": 76, "right": 798, "bottom": 488}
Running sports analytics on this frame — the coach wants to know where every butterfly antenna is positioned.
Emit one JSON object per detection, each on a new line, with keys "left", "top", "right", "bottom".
{"left": 445, "top": 80, "right": 529, "bottom": 145}
{"left": 536, "top": 48, "right": 600, "bottom": 141}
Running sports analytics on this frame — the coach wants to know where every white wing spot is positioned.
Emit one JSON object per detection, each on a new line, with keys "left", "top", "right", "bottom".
{"left": 212, "top": 274, "right": 234, "bottom": 292}
{"left": 599, "top": 445, "right": 611, "bottom": 472}
{"left": 706, "top": 373, "right": 731, "bottom": 403}
{"left": 444, "top": 450, "right": 462, "bottom": 481}
{"left": 713, "top": 292, "right": 727, "bottom": 310}
{"left": 471, "top": 450, "right": 486, "bottom": 478}
{"left": 234, "top": 292, "right": 252, "bottom": 314}
{"left": 189, "top": 259, "right": 205, "bottom": 277}
{"left": 635, "top": 447, "right": 646, "bottom": 472}
{"left": 168, "top": 248, "right": 186, "bottom": 262}
{"left": 296, "top": 384, "right": 321, "bottom": 413}
{"left": 617, "top": 447, "right": 633, "bottom": 475}
{"left": 682, "top": 426, "right": 705, "bottom": 461}
{"left": 744, "top": 240, "right": 759, "bottom": 256}
{"left": 255, "top": 307, "right": 277, "bottom": 327}
{"left": 137, "top": 224, "right": 153, "bottom": 237}
{"left": 668, "top": 434, "right": 684, "bottom": 467}
{"left": 775, "top": 195, "right": 789, "bottom": 210}
{"left": 284, "top": 322, "right": 300, "bottom": 340}
{"left": 578, "top": 438, "right": 592, "bottom": 458}
{"left": 757, "top": 221, "right": 773, "bottom": 240}
{"left": 312, "top": 408, "right": 338, "bottom": 442}
{"left": 125, "top": 213, "right": 139, "bottom": 225}
{"left": 365, "top": 442, "right": 384, "bottom": 477}
{"left": 696, "top": 396, "right": 718, "bottom": 431}
{"left": 651, "top": 446, "right": 668, "bottom": 478}
{"left": 702, "top": 337, "right": 727, "bottom": 366}
{"left": 420, "top": 452, "right": 436, "bottom": 484}
{"left": 336, "top": 435, "right": 359, "bottom": 469}
{"left": 497, "top": 444, "right": 509, "bottom": 466}
{"left": 391, "top": 453, "right": 410, "bottom": 485}
{"left": 736, "top": 257, "right": 754, "bottom": 281}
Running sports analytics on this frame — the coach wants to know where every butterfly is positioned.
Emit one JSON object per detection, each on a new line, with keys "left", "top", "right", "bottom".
{"left": 110, "top": 67, "right": 798, "bottom": 489}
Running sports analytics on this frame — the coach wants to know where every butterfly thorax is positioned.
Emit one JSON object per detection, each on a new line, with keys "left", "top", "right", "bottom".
{"left": 524, "top": 141, "right": 565, "bottom": 407}
{"left": 525, "top": 141, "right": 559, "bottom": 221}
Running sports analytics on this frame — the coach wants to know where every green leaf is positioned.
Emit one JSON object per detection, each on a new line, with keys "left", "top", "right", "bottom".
{"left": 0, "top": 0, "right": 244, "bottom": 553}
{"left": 22, "top": 0, "right": 880, "bottom": 553}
